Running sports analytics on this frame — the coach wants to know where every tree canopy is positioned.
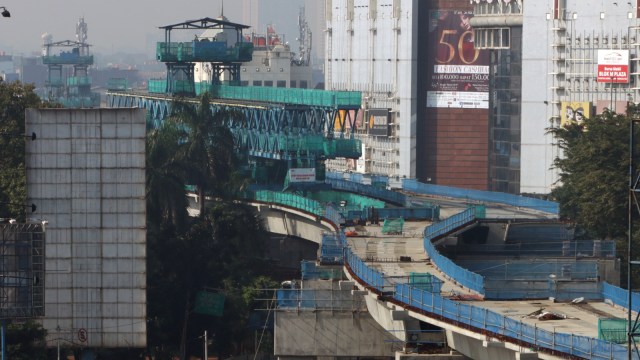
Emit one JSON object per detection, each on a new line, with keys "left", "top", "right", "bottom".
{"left": 145, "top": 93, "right": 276, "bottom": 359}
{"left": 0, "top": 81, "right": 42, "bottom": 220}
{"left": 168, "top": 93, "right": 240, "bottom": 216}
{"left": 548, "top": 107, "right": 635, "bottom": 240}
{"left": 546, "top": 106, "right": 640, "bottom": 289}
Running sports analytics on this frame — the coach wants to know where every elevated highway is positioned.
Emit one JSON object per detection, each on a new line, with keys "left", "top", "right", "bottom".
{"left": 248, "top": 175, "right": 635, "bottom": 360}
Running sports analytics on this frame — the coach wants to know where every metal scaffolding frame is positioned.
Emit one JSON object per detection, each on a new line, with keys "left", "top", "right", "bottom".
{"left": 0, "top": 223, "right": 45, "bottom": 319}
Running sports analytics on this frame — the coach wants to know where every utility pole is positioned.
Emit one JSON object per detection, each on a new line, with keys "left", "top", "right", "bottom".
{"left": 203, "top": 330, "right": 208, "bottom": 360}
{"left": 56, "top": 325, "right": 61, "bottom": 360}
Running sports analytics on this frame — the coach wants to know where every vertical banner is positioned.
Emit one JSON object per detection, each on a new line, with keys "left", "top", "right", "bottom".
{"left": 426, "top": 10, "right": 490, "bottom": 109}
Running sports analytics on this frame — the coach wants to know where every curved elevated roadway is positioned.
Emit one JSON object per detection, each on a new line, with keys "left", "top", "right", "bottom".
{"left": 253, "top": 186, "right": 634, "bottom": 360}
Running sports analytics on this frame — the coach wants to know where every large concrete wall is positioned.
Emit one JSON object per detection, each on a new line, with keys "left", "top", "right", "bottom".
{"left": 275, "top": 310, "right": 401, "bottom": 356}
{"left": 25, "top": 108, "right": 146, "bottom": 348}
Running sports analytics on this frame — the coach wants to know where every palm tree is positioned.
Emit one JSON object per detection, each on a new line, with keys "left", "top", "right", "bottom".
{"left": 146, "top": 120, "right": 190, "bottom": 230}
{"left": 169, "top": 93, "right": 239, "bottom": 216}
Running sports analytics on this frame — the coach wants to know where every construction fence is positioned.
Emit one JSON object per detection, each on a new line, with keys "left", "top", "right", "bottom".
{"left": 393, "top": 284, "right": 627, "bottom": 359}
{"left": 325, "top": 172, "right": 559, "bottom": 215}
{"left": 403, "top": 179, "right": 559, "bottom": 215}
{"left": 602, "top": 282, "right": 640, "bottom": 312}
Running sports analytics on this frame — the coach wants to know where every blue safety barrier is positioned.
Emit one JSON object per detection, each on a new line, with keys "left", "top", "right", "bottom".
{"left": 602, "top": 282, "right": 640, "bottom": 312}
{"left": 328, "top": 178, "right": 406, "bottom": 206}
{"left": 320, "top": 233, "right": 345, "bottom": 265}
{"left": 372, "top": 207, "right": 439, "bottom": 221}
{"left": 423, "top": 208, "right": 484, "bottom": 294}
{"left": 403, "top": 179, "right": 559, "bottom": 215}
{"left": 393, "top": 283, "right": 628, "bottom": 359}
{"left": 344, "top": 247, "right": 385, "bottom": 292}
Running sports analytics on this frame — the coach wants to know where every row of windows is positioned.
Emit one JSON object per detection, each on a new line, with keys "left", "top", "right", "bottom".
{"left": 241, "top": 80, "right": 309, "bottom": 89}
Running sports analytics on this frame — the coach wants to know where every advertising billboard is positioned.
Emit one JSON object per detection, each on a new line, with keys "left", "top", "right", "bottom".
{"left": 426, "top": 10, "right": 490, "bottom": 109}
{"left": 368, "top": 108, "right": 391, "bottom": 137}
{"left": 561, "top": 101, "right": 591, "bottom": 126}
{"left": 597, "top": 49, "right": 629, "bottom": 83}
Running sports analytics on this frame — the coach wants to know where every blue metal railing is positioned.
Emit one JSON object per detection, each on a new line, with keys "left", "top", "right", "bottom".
{"left": 394, "top": 283, "right": 627, "bottom": 359}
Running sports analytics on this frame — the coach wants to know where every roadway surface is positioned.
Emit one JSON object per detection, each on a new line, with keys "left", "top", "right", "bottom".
{"left": 344, "top": 194, "right": 630, "bottom": 343}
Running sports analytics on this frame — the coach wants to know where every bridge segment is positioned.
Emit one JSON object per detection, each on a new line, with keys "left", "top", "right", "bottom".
{"left": 107, "top": 86, "right": 362, "bottom": 186}
{"left": 253, "top": 176, "right": 635, "bottom": 359}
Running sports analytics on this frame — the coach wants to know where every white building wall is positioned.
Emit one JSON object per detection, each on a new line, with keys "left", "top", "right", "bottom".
{"left": 521, "top": 0, "right": 640, "bottom": 194}
{"left": 520, "top": 1, "right": 555, "bottom": 194}
{"left": 25, "top": 108, "right": 147, "bottom": 349}
{"left": 325, "top": 0, "right": 417, "bottom": 179}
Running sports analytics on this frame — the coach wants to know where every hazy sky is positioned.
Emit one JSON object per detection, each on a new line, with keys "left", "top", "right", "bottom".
{"left": 0, "top": 0, "right": 308, "bottom": 57}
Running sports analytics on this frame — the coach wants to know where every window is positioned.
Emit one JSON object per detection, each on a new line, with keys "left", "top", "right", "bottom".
{"left": 300, "top": 80, "right": 308, "bottom": 89}
{"left": 253, "top": 80, "right": 262, "bottom": 86}
{"left": 240, "top": 81, "right": 249, "bottom": 86}
{"left": 277, "top": 80, "right": 286, "bottom": 88}
{"left": 264, "top": 80, "right": 274, "bottom": 87}
{"left": 290, "top": 80, "right": 297, "bottom": 88}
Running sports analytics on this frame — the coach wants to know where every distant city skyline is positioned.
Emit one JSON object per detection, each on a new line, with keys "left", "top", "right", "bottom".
{"left": 0, "top": 0, "right": 319, "bottom": 58}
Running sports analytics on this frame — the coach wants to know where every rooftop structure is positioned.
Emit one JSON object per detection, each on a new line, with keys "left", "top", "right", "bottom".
{"left": 156, "top": 17, "right": 252, "bottom": 95}
{"left": 41, "top": 18, "right": 100, "bottom": 108}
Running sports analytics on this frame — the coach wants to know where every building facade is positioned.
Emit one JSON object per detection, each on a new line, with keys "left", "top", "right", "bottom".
{"left": 325, "top": 0, "right": 419, "bottom": 180}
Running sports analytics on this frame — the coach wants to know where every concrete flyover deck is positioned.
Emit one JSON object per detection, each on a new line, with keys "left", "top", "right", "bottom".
{"left": 343, "top": 217, "right": 632, "bottom": 359}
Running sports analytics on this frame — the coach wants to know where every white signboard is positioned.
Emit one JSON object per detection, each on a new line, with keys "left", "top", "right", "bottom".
{"left": 288, "top": 168, "right": 316, "bottom": 183}
{"left": 597, "top": 49, "right": 629, "bottom": 83}
{"left": 427, "top": 91, "right": 489, "bottom": 109}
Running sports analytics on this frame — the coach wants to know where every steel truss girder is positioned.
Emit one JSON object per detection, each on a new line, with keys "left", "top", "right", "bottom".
{"left": 106, "top": 92, "right": 358, "bottom": 159}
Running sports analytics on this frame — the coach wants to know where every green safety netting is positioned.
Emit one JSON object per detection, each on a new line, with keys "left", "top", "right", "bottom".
{"left": 306, "top": 191, "right": 384, "bottom": 210}
{"left": 156, "top": 42, "right": 252, "bottom": 63}
{"left": 323, "top": 138, "right": 362, "bottom": 158}
{"left": 67, "top": 76, "right": 91, "bottom": 86}
{"left": 210, "top": 84, "right": 361, "bottom": 108}
{"left": 409, "top": 272, "right": 442, "bottom": 292}
{"left": 598, "top": 318, "right": 628, "bottom": 344}
{"left": 254, "top": 190, "right": 324, "bottom": 216}
{"left": 382, "top": 218, "right": 404, "bottom": 235}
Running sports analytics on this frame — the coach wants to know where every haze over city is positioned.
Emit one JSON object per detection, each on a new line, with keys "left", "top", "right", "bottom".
{"left": 0, "top": 0, "right": 309, "bottom": 56}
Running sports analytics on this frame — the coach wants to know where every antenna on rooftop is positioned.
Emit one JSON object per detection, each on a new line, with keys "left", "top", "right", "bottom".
{"left": 221, "top": 0, "right": 224, "bottom": 17}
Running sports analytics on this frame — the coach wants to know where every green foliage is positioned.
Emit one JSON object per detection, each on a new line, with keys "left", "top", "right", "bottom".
{"left": 147, "top": 202, "right": 273, "bottom": 359}
{"left": 146, "top": 92, "right": 277, "bottom": 358}
{"left": 549, "top": 109, "right": 632, "bottom": 239}
{"left": 5, "top": 320, "right": 47, "bottom": 360}
{"left": 0, "top": 81, "right": 42, "bottom": 220}
{"left": 168, "top": 93, "right": 241, "bottom": 216}
{"left": 146, "top": 121, "right": 190, "bottom": 231}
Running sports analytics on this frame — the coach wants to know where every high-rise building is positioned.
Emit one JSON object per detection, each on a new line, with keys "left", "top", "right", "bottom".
{"left": 326, "top": 0, "right": 640, "bottom": 195}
